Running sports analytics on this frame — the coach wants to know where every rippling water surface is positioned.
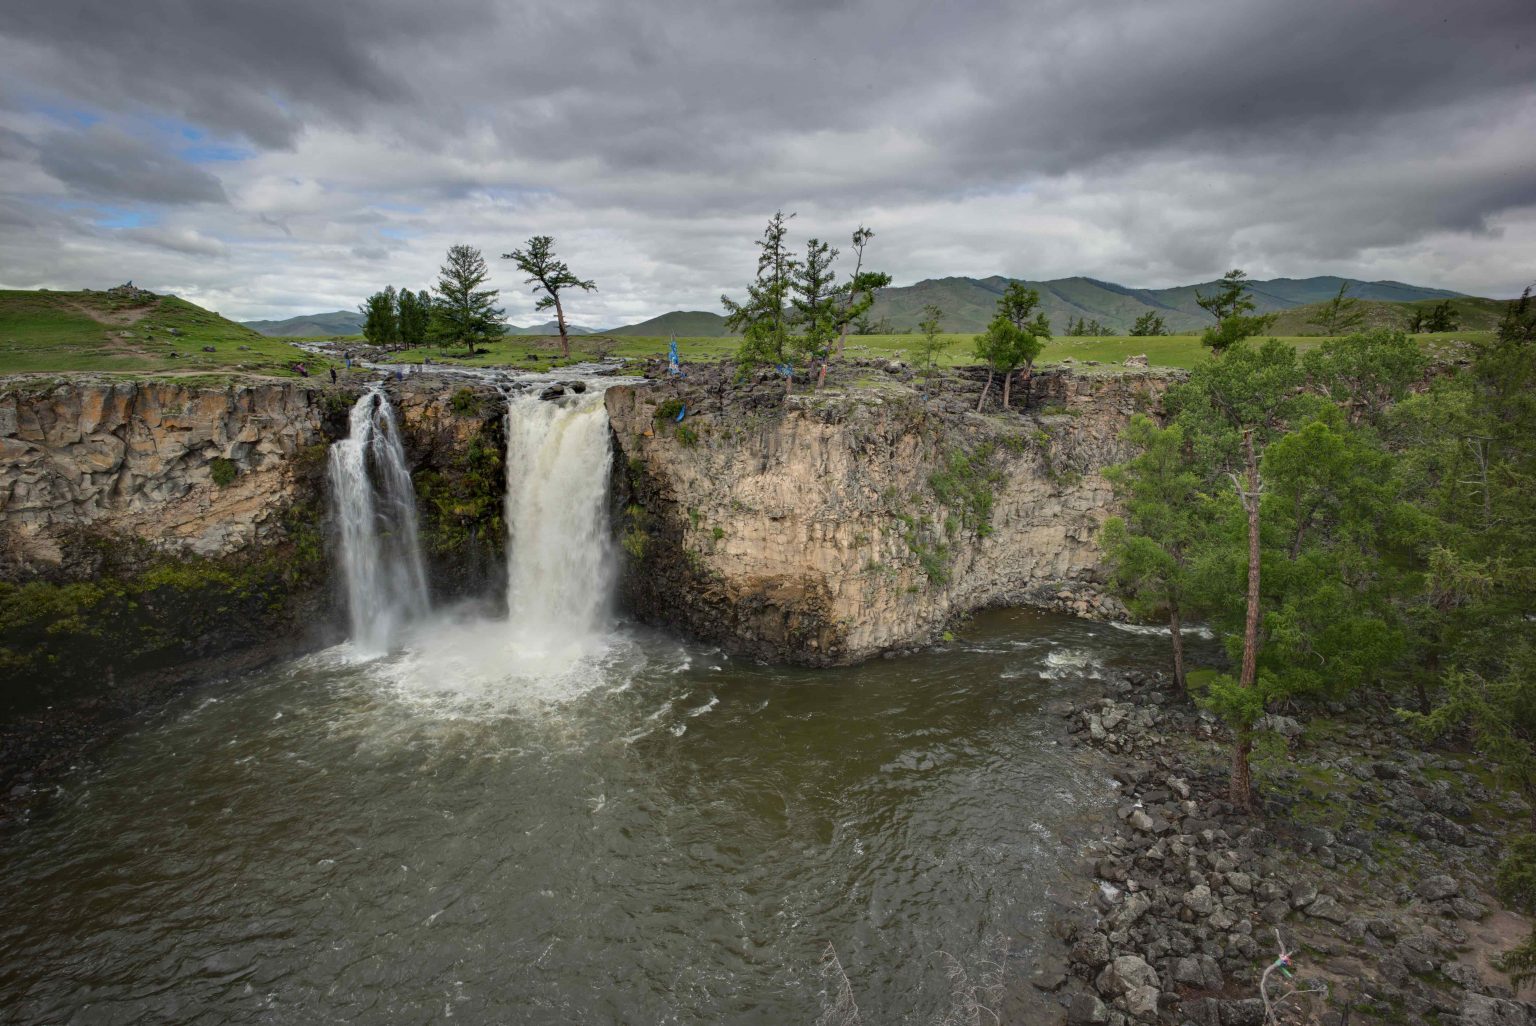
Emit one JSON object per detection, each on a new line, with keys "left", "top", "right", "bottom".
{"left": 0, "top": 609, "right": 1180, "bottom": 1025}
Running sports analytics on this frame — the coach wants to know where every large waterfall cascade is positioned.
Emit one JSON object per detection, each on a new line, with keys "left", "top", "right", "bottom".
{"left": 502, "top": 390, "right": 617, "bottom": 657}
{"left": 327, "top": 388, "right": 431, "bottom": 654}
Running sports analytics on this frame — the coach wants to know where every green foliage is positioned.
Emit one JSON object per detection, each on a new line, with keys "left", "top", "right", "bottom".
{"left": 397, "top": 288, "right": 431, "bottom": 346}
{"left": 1196, "top": 269, "right": 1277, "bottom": 354}
{"left": 360, "top": 285, "right": 400, "bottom": 347}
{"left": 675, "top": 424, "right": 698, "bottom": 446}
{"left": 414, "top": 429, "right": 505, "bottom": 556}
{"left": 209, "top": 457, "right": 237, "bottom": 488}
{"left": 724, "top": 211, "right": 799, "bottom": 370}
{"left": 503, "top": 235, "right": 596, "bottom": 358}
{"left": 654, "top": 398, "right": 684, "bottom": 421}
{"left": 1310, "top": 281, "right": 1366, "bottom": 336}
{"left": 928, "top": 443, "right": 1002, "bottom": 538}
{"left": 1129, "top": 311, "right": 1168, "bottom": 336}
{"left": 1422, "top": 299, "right": 1459, "bottom": 333}
{"left": 429, "top": 244, "right": 505, "bottom": 356}
{"left": 790, "top": 236, "right": 841, "bottom": 366}
{"left": 449, "top": 387, "right": 483, "bottom": 416}
{"left": 1302, "top": 328, "right": 1428, "bottom": 427}
{"left": 913, "top": 303, "right": 950, "bottom": 389}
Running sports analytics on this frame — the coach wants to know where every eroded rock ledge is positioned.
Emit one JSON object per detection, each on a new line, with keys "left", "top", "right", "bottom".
{"left": 608, "top": 365, "right": 1178, "bottom": 665}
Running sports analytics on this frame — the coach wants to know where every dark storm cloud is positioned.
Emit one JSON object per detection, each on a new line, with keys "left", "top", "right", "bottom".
{"left": 1, "top": 0, "right": 1533, "bottom": 313}
{"left": 37, "top": 125, "right": 228, "bottom": 204}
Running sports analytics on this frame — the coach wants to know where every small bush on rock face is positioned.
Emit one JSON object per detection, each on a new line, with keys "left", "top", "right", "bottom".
{"left": 210, "top": 457, "right": 237, "bottom": 488}
{"left": 449, "top": 388, "right": 482, "bottom": 416}
{"left": 655, "top": 398, "right": 684, "bottom": 421}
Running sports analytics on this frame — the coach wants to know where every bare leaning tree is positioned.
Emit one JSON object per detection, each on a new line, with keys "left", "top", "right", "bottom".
{"left": 504, "top": 235, "right": 596, "bottom": 359}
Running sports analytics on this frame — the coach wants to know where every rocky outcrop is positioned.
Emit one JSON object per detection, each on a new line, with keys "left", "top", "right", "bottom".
{"left": 0, "top": 377, "right": 335, "bottom": 573}
{"left": 609, "top": 367, "right": 1175, "bottom": 665}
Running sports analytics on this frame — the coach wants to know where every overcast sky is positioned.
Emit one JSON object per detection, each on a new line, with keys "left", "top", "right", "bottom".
{"left": 1, "top": 0, "right": 1533, "bottom": 324}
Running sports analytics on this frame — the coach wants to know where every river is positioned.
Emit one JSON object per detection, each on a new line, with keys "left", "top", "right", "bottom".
{"left": 0, "top": 609, "right": 1183, "bottom": 1025}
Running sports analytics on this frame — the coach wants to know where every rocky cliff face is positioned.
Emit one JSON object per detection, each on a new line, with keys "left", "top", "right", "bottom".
{"left": 0, "top": 377, "right": 335, "bottom": 574}
{"left": 609, "top": 368, "right": 1174, "bottom": 665}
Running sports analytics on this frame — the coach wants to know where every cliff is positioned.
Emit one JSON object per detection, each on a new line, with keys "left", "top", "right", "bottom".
{"left": 608, "top": 366, "right": 1174, "bottom": 665}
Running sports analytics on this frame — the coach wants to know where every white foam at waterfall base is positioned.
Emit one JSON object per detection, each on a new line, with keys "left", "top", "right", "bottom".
{"left": 364, "top": 390, "right": 624, "bottom": 712}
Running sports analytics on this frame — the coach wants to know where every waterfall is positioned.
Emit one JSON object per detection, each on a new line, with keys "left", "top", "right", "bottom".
{"left": 328, "top": 388, "right": 430, "bottom": 654}
{"left": 502, "top": 392, "right": 616, "bottom": 656}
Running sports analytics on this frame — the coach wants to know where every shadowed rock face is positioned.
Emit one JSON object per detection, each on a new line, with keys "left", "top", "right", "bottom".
{"left": 607, "top": 367, "right": 1177, "bottom": 665}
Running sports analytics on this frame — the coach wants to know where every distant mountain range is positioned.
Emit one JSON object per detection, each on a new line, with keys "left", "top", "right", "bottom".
{"left": 243, "top": 275, "right": 1475, "bottom": 339}
{"left": 864, "top": 275, "right": 1467, "bottom": 334}
{"left": 241, "top": 312, "right": 597, "bottom": 338}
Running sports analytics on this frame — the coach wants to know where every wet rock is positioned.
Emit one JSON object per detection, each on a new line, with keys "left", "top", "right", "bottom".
{"left": 1067, "top": 992, "right": 1110, "bottom": 1025}
{"left": 539, "top": 385, "right": 566, "bottom": 400}
{"left": 1072, "top": 930, "right": 1112, "bottom": 968}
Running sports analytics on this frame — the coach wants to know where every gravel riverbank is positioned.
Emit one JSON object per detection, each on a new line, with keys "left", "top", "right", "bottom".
{"left": 1040, "top": 667, "right": 1534, "bottom": 1026}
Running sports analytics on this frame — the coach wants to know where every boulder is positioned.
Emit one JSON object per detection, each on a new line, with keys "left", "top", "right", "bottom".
{"left": 1067, "top": 992, "right": 1110, "bottom": 1025}
{"left": 1123, "top": 354, "right": 1149, "bottom": 368}
{"left": 1418, "top": 874, "right": 1460, "bottom": 902}
{"left": 1096, "top": 954, "right": 1159, "bottom": 998}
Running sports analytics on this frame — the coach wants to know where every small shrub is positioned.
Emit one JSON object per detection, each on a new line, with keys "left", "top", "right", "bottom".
{"left": 210, "top": 457, "right": 237, "bottom": 488}
{"left": 450, "top": 387, "right": 482, "bottom": 416}
{"left": 676, "top": 424, "right": 698, "bottom": 447}
{"left": 712, "top": 526, "right": 725, "bottom": 540}
{"left": 655, "top": 398, "right": 684, "bottom": 421}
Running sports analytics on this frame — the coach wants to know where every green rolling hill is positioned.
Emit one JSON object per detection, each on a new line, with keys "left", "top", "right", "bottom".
{"left": 606, "top": 310, "right": 733, "bottom": 336}
{"left": 241, "top": 310, "right": 364, "bottom": 337}
{"left": 1, "top": 288, "right": 328, "bottom": 377}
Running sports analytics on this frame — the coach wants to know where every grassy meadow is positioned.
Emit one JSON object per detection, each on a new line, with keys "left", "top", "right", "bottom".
{"left": 375, "top": 329, "right": 1496, "bottom": 374}
{"left": 0, "top": 290, "right": 332, "bottom": 378}
{"left": 0, "top": 286, "right": 1493, "bottom": 381}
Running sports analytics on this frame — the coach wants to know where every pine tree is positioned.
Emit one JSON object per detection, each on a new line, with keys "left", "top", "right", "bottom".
{"left": 429, "top": 244, "right": 504, "bottom": 356}
{"left": 791, "top": 237, "right": 841, "bottom": 387}
{"left": 1310, "top": 281, "right": 1365, "bottom": 336}
{"left": 1196, "top": 269, "right": 1276, "bottom": 354}
{"left": 1130, "top": 311, "right": 1167, "bottom": 336}
{"left": 723, "top": 212, "right": 800, "bottom": 382}
{"left": 396, "top": 288, "right": 431, "bottom": 347}
{"left": 360, "top": 286, "right": 399, "bottom": 347}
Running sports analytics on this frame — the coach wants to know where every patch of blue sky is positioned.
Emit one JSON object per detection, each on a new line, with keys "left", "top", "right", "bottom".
{"left": 181, "top": 143, "right": 253, "bottom": 162}
{"left": 30, "top": 102, "right": 102, "bottom": 128}
{"left": 378, "top": 227, "right": 410, "bottom": 240}
{"left": 93, "top": 206, "right": 156, "bottom": 229}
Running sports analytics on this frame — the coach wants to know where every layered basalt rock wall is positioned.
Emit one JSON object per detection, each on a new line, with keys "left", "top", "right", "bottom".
{"left": 608, "top": 367, "right": 1176, "bottom": 665}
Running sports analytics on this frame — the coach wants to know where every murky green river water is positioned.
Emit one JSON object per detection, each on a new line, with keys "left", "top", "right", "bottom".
{"left": 0, "top": 609, "right": 1177, "bottom": 1025}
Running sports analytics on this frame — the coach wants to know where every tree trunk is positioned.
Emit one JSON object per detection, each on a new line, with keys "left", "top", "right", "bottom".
{"left": 816, "top": 357, "right": 828, "bottom": 391}
{"left": 554, "top": 293, "right": 570, "bottom": 359}
{"left": 1239, "top": 430, "right": 1261, "bottom": 691}
{"left": 1231, "top": 731, "right": 1253, "bottom": 808}
{"left": 1232, "top": 428, "right": 1262, "bottom": 811}
{"left": 1169, "top": 604, "right": 1187, "bottom": 694}
{"left": 976, "top": 368, "right": 993, "bottom": 413}
{"left": 1002, "top": 371, "right": 1012, "bottom": 410}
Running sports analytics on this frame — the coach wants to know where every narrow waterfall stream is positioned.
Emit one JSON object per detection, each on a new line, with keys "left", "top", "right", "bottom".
{"left": 327, "top": 388, "right": 430, "bottom": 654}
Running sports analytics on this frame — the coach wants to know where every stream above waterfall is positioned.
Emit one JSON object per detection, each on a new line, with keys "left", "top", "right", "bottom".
{"left": 0, "top": 609, "right": 1194, "bottom": 1025}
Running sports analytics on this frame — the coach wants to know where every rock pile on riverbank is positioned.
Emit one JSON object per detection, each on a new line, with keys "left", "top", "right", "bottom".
{"left": 1045, "top": 669, "right": 1535, "bottom": 1025}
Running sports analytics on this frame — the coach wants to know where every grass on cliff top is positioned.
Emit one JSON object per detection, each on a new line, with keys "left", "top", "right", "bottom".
{"left": 364, "top": 329, "right": 1492, "bottom": 374}
{"left": 0, "top": 289, "right": 334, "bottom": 379}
